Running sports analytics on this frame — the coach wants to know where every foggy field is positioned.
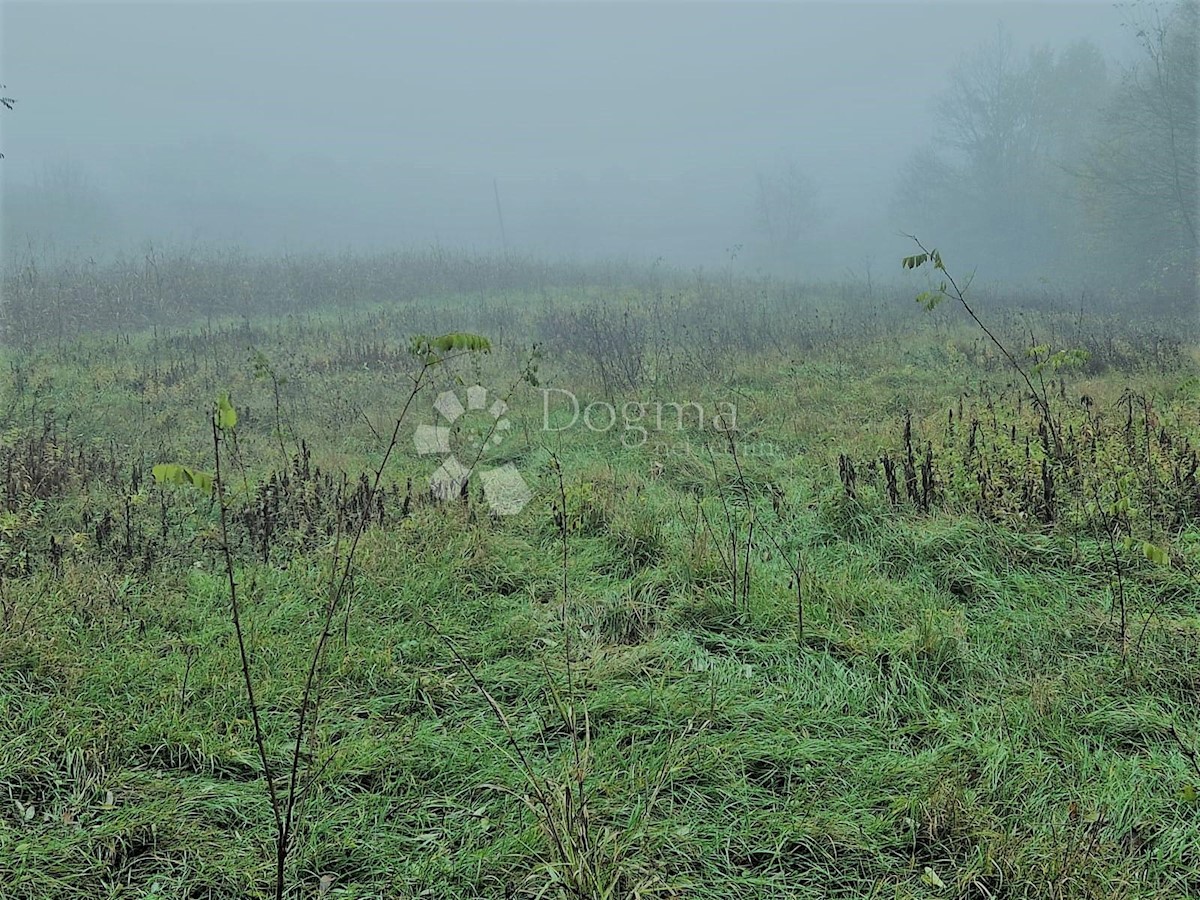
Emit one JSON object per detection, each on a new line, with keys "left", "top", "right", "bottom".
{"left": 0, "top": 250, "right": 1198, "bottom": 899}
{"left": 1, "top": 1, "right": 1199, "bottom": 898}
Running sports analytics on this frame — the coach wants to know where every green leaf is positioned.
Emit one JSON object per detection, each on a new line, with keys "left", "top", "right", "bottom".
{"left": 152, "top": 463, "right": 187, "bottom": 485}
{"left": 921, "top": 866, "right": 946, "bottom": 888}
{"left": 901, "top": 253, "right": 929, "bottom": 270}
{"left": 152, "top": 462, "right": 215, "bottom": 494}
{"left": 216, "top": 393, "right": 238, "bottom": 431}
{"left": 1142, "top": 542, "right": 1169, "bottom": 566}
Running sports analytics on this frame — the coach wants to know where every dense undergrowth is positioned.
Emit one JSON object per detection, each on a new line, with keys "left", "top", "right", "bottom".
{"left": 0, "top": 251, "right": 1198, "bottom": 899}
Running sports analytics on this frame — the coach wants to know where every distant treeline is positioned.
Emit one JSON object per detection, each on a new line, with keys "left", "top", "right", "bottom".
{"left": 894, "top": 3, "right": 1197, "bottom": 315}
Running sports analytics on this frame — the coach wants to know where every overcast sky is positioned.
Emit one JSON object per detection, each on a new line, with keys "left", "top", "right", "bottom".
{"left": 1, "top": 1, "right": 1134, "bottom": 268}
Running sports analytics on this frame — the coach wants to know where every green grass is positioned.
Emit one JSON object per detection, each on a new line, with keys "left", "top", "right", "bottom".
{"left": 0, "top": 290, "right": 1198, "bottom": 899}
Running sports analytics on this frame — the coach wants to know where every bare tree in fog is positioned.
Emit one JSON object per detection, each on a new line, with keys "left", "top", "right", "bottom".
{"left": 753, "top": 160, "right": 820, "bottom": 267}
{"left": 894, "top": 0, "right": 1197, "bottom": 311}
{"left": 1081, "top": 0, "right": 1198, "bottom": 309}
{"left": 895, "top": 26, "right": 1110, "bottom": 279}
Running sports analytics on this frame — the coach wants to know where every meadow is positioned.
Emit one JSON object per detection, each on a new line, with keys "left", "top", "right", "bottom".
{"left": 0, "top": 248, "right": 1198, "bottom": 899}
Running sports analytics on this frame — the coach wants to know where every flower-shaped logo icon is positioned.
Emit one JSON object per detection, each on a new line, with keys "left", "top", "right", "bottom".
{"left": 413, "top": 384, "right": 532, "bottom": 515}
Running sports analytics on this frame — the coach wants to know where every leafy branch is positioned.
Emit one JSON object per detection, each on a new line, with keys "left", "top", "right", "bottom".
{"left": 902, "top": 235, "right": 1065, "bottom": 457}
{"left": 1, "top": 85, "right": 14, "bottom": 159}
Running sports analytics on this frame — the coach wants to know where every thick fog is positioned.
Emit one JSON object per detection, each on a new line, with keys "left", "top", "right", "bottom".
{"left": 0, "top": 1, "right": 1165, "bottom": 281}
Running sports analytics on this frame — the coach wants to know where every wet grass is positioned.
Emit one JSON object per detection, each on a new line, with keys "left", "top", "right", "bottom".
{"left": 0, "top": 280, "right": 1198, "bottom": 899}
